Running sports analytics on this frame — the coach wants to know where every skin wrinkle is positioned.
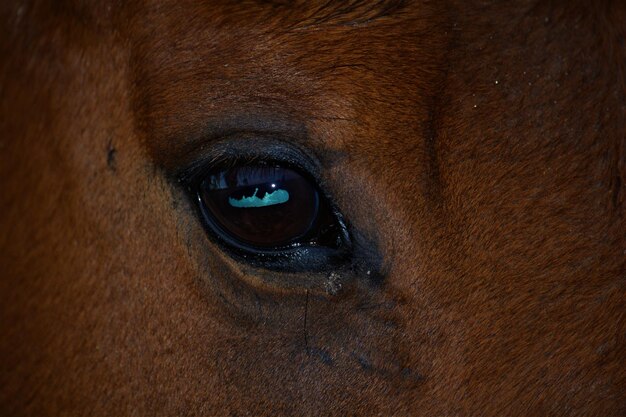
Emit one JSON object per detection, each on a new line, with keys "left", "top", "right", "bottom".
{"left": 304, "top": 289, "right": 310, "bottom": 354}
{"left": 1, "top": 0, "right": 625, "bottom": 416}
{"left": 285, "top": 0, "right": 409, "bottom": 30}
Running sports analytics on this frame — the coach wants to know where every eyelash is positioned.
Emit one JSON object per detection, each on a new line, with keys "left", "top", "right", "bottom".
{"left": 179, "top": 143, "right": 320, "bottom": 190}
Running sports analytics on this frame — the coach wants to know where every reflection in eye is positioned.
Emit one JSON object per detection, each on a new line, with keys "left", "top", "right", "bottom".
{"left": 198, "top": 164, "right": 340, "bottom": 251}
{"left": 228, "top": 187, "right": 289, "bottom": 208}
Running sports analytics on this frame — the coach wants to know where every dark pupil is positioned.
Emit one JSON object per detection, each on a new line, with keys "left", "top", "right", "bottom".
{"left": 199, "top": 165, "right": 319, "bottom": 248}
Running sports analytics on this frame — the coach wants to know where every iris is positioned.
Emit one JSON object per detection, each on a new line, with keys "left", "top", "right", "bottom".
{"left": 198, "top": 164, "right": 338, "bottom": 251}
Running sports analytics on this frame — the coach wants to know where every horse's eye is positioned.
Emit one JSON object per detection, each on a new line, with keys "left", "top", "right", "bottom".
{"left": 197, "top": 164, "right": 342, "bottom": 253}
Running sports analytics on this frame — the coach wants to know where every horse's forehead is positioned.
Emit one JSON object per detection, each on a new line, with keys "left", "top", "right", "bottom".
{"left": 128, "top": 0, "right": 447, "bottom": 154}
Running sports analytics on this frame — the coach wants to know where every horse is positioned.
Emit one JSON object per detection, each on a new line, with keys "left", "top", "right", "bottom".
{"left": 1, "top": 0, "right": 624, "bottom": 415}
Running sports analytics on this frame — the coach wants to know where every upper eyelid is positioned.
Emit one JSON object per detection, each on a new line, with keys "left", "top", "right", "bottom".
{"left": 177, "top": 153, "right": 259, "bottom": 187}
{"left": 175, "top": 136, "right": 323, "bottom": 188}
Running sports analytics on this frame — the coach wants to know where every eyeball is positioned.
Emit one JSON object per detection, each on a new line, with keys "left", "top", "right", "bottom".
{"left": 197, "top": 163, "right": 342, "bottom": 253}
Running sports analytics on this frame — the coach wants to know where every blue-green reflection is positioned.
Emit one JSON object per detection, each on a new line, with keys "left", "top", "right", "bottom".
{"left": 229, "top": 187, "right": 290, "bottom": 208}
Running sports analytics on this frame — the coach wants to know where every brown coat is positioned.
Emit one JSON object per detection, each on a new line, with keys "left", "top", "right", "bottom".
{"left": 1, "top": 1, "right": 624, "bottom": 415}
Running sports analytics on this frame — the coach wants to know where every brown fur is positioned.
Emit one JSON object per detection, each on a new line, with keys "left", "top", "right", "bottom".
{"left": 1, "top": 0, "right": 624, "bottom": 415}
